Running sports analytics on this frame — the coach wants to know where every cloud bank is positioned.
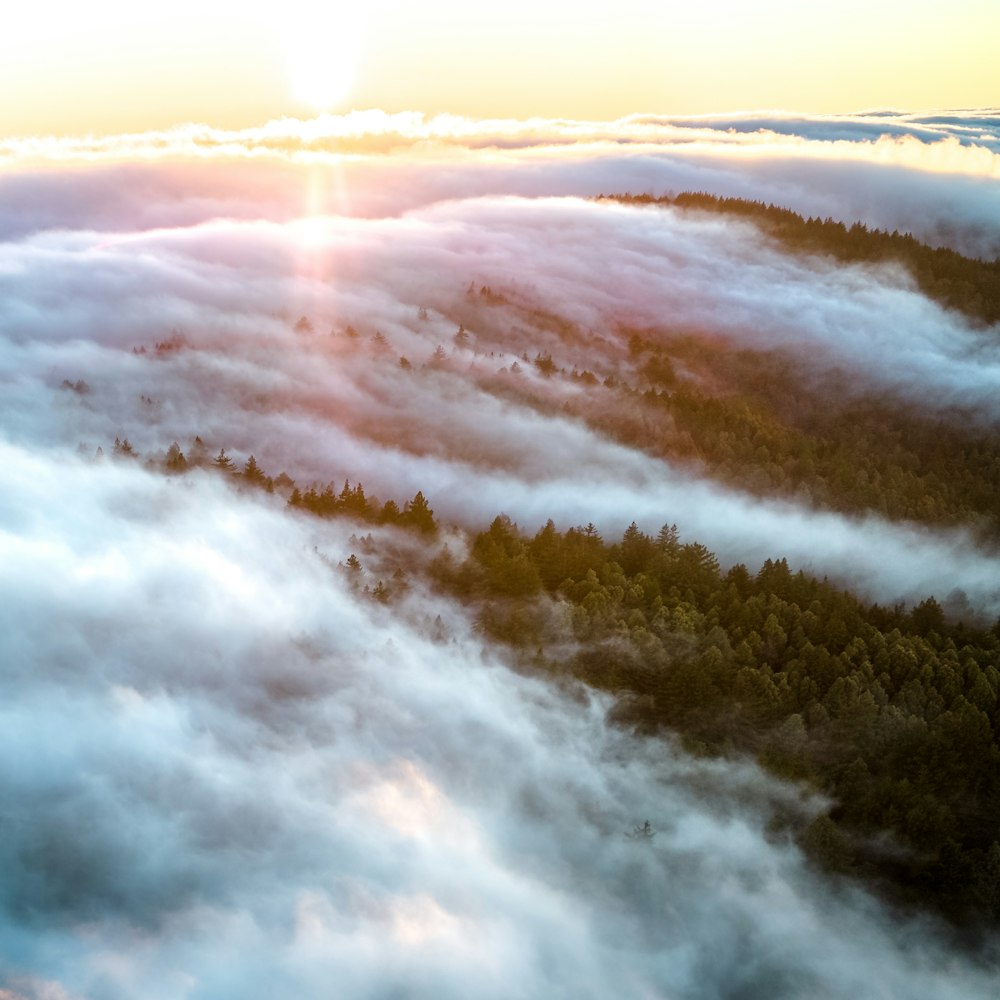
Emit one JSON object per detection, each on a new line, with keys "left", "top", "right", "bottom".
{"left": 3, "top": 108, "right": 1000, "bottom": 255}
{"left": 2, "top": 175, "right": 998, "bottom": 611}
{"left": 3, "top": 110, "right": 1000, "bottom": 996}
{"left": 1, "top": 441, "right": 997, "bottom": 998}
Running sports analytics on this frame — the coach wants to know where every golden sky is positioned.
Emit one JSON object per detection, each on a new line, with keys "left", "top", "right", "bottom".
{"left": 2, "top": 0, "right": 997, "bottom": 138}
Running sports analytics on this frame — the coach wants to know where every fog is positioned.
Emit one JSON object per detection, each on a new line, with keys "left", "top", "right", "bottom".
{"left": 3, "top": 185, "right": 1000, "bottom": 612}
{"left": 1, "top": 441, "right": 996, "bottom": 998}
{"left": 654, "top": 109, "right": 1000, "bottom": 153}
{"left": 3, "top": 112, "right": 1000, "bottom": 996}
{"left": 3, "top": 109, "right": 1000, "bottom": 257}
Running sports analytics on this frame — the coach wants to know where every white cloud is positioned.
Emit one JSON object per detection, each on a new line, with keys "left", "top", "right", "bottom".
{"left": 3, "top": 112, "right": 1000, "bottom": 995}
{"left": 0, "top": 442, "right": 996, "bottom": 997}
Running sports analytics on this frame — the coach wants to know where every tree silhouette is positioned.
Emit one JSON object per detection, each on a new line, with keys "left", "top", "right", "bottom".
{"left": 213, "top": 449, "right": 236, "bottom": 473}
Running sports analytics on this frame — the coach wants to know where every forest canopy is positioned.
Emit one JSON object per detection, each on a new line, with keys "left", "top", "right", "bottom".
{"left": 110, "top": 436, "right": 1000, "bottom": 932}
{"left": 602, "top": 191, "right": 1000, "bottom": 325}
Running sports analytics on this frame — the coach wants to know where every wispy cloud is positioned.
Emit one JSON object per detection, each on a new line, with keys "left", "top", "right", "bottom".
{"left": 4, "top": 111, "right": 1000, "bottom": 995}
{"left": 3, "top": 181, "right": 999, "bottom": 610}
{"left": 4, "top": 110, "right": 1000, "bottom": 259}
{"left": 0, "top": 441, "right": 996, "bottom": 997}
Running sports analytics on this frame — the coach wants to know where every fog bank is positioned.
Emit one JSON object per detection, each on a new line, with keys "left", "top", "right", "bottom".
{"left": 1, "top": 440, "right": 996, "bottom": 998}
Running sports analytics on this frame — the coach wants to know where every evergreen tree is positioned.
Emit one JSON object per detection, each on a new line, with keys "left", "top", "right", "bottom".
{"left": 402, "top": 491, "right": 436, "bottom": 534}
{"left": 213, "top": 449, "right": 236, "bottom": 473}
{"left": 165, "top": 441, "right": 187, "bottom": 473}
{"left": 243, "top": 454, "right": 266, "bottom": 485}
{"left": 113, "top": 436, "right": 137, "bottom": 458}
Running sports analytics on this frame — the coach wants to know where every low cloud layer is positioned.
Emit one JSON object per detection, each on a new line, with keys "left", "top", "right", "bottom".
{"left": 1, "top": 442, "right": 996, "bottom": 998}
{"left": 653, "top": 109, "right": 1000, "bottom": 153}
{"left": 3, "top": 109, "right": 1000, "bottom": 256}
{"left": 4, "top": 112, "right": 1000, "bottom": 995}
{"left": 2, "top": 177, "right": 999, "bottom": 611}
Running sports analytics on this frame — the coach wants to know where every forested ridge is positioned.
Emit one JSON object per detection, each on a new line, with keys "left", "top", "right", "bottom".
{"left": 111, "top": 267, "right": 1000, "bottom": 544}
{"left": 441, "top": 513, "right": 1000, "bottom": 934}
{"left": 89, "top": 188, "right": 1000, "bottom": 940}
{"left": 602, "top": 191, "right": 1000, "bottom": 325}
{"left": 590, "top": 334, "right": 1000, "bottom": 538}
{"left": 433, "top": 282, "right": 1000, "bottom": 538}
{"left": 106, "top": 437, "right": 1000, "bottom": 935}
{"left": 440, "top": 321, "right": 1000, "bottom": 539}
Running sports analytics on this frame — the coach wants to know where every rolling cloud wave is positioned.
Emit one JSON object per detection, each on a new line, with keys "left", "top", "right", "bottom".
{"left": 3, "top": 112, "right": 1000, "bottom": 996}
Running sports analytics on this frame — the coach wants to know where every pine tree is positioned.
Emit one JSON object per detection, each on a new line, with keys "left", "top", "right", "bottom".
{"left": 113, "top": 436, "right": 137, "bottom": 459}
{"left": 213, "top": 448, "right": 236, "bottom": 473}
{"left": 243, "top": 454, "right": 266, "bottom": 485}
{"left": 165, "top": 442, "right": 187, "bottom": 473}
{"left": 402, "top": 491, "right": 436, "bottom": 534}
{"left": 379, "top": 499, "right": 401, "bottom": 524}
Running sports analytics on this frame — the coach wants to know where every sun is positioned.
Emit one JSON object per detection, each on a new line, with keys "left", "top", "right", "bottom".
{"left": 282, "top": 3, "right": 365, "bottom": 111}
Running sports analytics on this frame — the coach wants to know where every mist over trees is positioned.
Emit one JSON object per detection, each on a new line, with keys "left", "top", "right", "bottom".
{"left": 604, "top": 191, "right": 1000, "bottom": 325}
{"left": 104, "top": 433, "right": 1000, "bottom": 931}
{"left": 6, "top": 119, "right": 1000, "bottom": 997}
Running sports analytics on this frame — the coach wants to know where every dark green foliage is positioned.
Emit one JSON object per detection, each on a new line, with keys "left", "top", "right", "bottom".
{"left": 607, "top": 191, "right": 1000, "bottom": 325}
{"left": 573, "top": 337, "right": 1000, "bottom": 537}
{"left": 458, "top": 304, "right": 1000, "bottom": 536}
{"left": 472, "top": 515, "right": 543, "bottom": 597}
{"left": 401, "top": 491, "right": 437, "bottom": 534}
{"left": 287, "top": 477, "right": 437, "bottom": 535}
{"left": 130, "top": 431, "right": 1000, "bottom": 929}
{"left": 432, "top": 513, "right": 1000, "bottom": 929}
{"left": 243, "top": 455, "right": 266, "bottom": 486}
{"left": 339, "top": 480, "right": 371, "bottom": 519}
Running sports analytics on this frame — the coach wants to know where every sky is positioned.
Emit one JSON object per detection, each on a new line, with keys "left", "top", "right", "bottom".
{"left": 2, "top": 0, "right": 999, "bottom": 137}
{"left": 4, "top": 4, "right": 1000, "bottom": 995}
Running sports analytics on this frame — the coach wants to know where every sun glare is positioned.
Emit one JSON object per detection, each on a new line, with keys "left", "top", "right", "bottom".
{"left": 283, "top": 3, "right": 365, "bottom": 111}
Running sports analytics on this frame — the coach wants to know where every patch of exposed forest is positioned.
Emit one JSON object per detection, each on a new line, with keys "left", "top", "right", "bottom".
{"left": 597, "top": 335, "right": 1000, "bottom": 539}
{"left": 117, "top": 279, "right": 1000, "bottom": 539}
{"left": 432, "top": 514, "right": 1000, "bottom": 937}
{"left": 450, "top": 329, "right": 1000, "bottom": 539}
{"left": 103, "top": 436, "right": 1000, "bottom": 935}
{"left": 426, "top": 284, "right": 1000, "bottom": 537}
{"left": 602, "top": 191, "right": 1000, "bottom": 325}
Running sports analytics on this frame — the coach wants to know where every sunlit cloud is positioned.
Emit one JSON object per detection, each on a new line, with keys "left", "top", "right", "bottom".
{"left": 4, "top": 109, "right": 1000, "bottom": 261}
{"left": 3, "top": 109, "right": 1000, "bottom": 996}
{"left": 4, "top": 109, "right": 1000, "bottom": 171}
{"left": 1, "top": 439, "right": 997, "bottom": 997}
